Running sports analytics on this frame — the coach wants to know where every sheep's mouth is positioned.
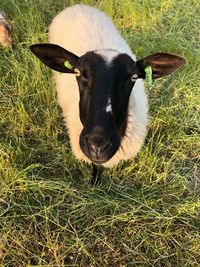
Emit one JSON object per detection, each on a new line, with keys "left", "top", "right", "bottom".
{"left": 86, "top": 147, "right": 117, "bottom": 165}
{"left": 91, "top": 159, "right": 108, "bottom": 165}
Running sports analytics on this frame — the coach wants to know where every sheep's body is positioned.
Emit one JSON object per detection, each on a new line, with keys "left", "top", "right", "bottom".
{"left": 49, "top": 4, "right": 148, "bottom": 168}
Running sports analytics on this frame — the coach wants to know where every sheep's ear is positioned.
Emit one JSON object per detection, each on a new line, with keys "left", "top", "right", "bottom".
{"left": 136, "top": 53, "right": 185, "bottom": 79}
{"left": 29, "top": 43, "right": 79, "bottom": 73}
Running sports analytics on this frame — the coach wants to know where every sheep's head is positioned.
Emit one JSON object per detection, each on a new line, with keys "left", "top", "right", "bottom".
{"left": 30, "top": 44, "right": 185, "bottom": 164}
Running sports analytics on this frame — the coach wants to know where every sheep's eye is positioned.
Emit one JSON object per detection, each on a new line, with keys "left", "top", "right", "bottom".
{"left": 76, "top": 68, "right": 88, "bottom": 83}
{"left": 131, "top": 73, "right": 138, "bottom": 82}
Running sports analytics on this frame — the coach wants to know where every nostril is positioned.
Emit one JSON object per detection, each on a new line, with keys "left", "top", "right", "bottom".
{"left": 101, "top": 136, "right": 113, "bottom": 152}
{"left": 109, "top": 136, "right": 114, "bottom": 145}
{"left": 84, "top": 135, "right": 99, "bottom": 154}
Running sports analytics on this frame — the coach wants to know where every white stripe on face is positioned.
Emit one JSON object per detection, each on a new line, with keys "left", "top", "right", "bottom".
{"left": 95, "top": 49, "right": 119, "bottom": 65}
{"left": 106, "top": 98, "right": 112, "bottom": 113}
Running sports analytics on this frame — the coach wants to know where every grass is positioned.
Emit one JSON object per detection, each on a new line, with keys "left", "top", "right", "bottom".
{"left": 0, "top": 0, "right": 200, "bottom": 266}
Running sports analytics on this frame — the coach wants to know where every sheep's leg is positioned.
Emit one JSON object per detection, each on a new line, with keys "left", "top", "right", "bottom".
{"left": 91, "top": 164, "right": 102, "bottom": 185}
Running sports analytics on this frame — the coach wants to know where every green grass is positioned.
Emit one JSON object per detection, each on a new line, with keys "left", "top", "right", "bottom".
{"left": 0, "top": 0, "right": 200, "bottom": 266}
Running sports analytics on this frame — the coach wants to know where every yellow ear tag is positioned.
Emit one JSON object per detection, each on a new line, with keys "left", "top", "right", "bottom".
{"left": 144, "top": 66, "right": 154, "bottom": 86}
{"left": 64, "top": 60, "right": 73, "bottom": 70}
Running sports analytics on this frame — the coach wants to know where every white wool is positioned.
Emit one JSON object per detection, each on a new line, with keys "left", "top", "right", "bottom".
{"left": 49, "top": 4, "right": 148, "bottom": 168}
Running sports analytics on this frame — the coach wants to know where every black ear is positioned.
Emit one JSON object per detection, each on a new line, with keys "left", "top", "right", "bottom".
{"left": 136, "top": 53, "right": 185, "bottom": 79}
{"left": 29, "top": 43, "right": 79, "bottom": 73}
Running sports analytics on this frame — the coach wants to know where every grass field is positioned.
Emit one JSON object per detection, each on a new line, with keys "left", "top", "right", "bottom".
{"left": 0, "top": 0, "right": 200, "bottom": 266}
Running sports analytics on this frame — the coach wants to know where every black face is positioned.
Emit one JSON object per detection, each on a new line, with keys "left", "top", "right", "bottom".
{"left": 76, "top": 52, "right": 139, "bottom": 164}
{"left": 30, "top": 43, "right": 185, "bottom": 165}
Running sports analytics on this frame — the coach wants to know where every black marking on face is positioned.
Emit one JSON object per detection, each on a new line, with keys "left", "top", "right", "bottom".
{"left": 29, "top": 43, "right": 185, "bottom": 165}
{"left": 77, "top": 52, "right": 139, "bottom": 164}
{"left": 111, "top": 54, "right": 139, "bottom": 136}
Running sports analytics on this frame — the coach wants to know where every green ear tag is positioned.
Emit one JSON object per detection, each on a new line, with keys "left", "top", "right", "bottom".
{"left": 64, "top": 60, "right": 73, "bottom": 70}
{"left": 144, "top": 66, "right": 153, "bottom": 86}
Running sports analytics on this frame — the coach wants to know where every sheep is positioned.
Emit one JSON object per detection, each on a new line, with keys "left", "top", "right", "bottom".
{"left": 30, "top": 4, "right": 185, "bottom": 183}
{"left": 0, "top": 11, "right": 12, "bottom": 47}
